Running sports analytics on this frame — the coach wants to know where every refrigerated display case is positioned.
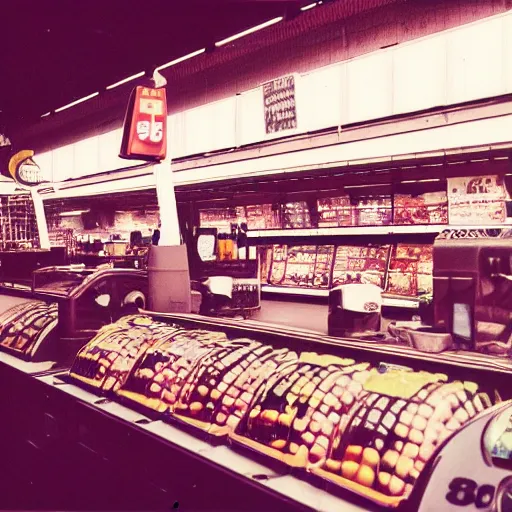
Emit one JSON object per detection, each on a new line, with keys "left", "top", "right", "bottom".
{"left": 0, "top": 265, "right": 148, "bottom": 363}
{"left": 58, "top": 311, "right": 512, "bottom": 511}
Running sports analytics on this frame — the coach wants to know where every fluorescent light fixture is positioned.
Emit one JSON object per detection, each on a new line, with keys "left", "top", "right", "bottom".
{"left": 215, "top": 17, "right": 283, "bottom": 47}
{"left": 55, "top": 92, "right": 99, "bottom": 113}
{"left": 41, "top": 112, "right": 51, "bottom": 118}
{"left": 106, "top": 71, "right": 145, "bottom": 90}
{"left": 157, "top": 48, "right": 206, "bottom": 71}
{"left": 494, "top": 156, "right": 509, "bottom": 160}
{"left": 301, "top": 2, "right": 317, "bottom": 11}
{"left": 469, "top": 158, "right": 489, "bottom": 163}
{"left": 400, "top": 178, "right": 441, "bottom": 184}
{"left": 344, "top": 184, "right": 379, "bottom": 189}
{"left": 60, "top": 209, "right": 90, "bottom": 217}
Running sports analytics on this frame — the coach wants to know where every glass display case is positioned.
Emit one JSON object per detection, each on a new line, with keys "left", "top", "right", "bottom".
{"left": 66, "top": 313, "right": 510, "bottom": 510}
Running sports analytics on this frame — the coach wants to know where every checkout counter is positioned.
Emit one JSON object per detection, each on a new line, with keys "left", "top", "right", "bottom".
{"left": 0, "top": 230, "right": 511, "bottom": 511}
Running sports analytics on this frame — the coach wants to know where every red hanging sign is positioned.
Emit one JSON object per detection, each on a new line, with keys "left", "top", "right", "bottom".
{"left": 120, "top": 86, "right": 167, "bottom": 161}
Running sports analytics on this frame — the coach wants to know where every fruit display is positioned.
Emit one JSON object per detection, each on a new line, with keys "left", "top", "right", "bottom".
{"left": 67, "top": 320, "right": 495, "bottom": 508}
{"left": 69, "top": 315, "right": 180, "bottom": 393}
{"left": 0, "top": 300, "right": 58, "bottom": 358}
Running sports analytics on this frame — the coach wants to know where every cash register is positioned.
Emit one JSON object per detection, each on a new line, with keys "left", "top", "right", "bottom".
{"left": 433, "top": 228, "right": 512, "bottom": 355}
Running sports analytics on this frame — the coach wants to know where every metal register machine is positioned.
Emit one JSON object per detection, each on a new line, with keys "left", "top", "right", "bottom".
{"left": 434, "top": 228, "right": 512, "bottom": 356}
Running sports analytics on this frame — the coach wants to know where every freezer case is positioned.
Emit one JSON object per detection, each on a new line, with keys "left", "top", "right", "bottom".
{"left": 65, "top": 312, "right": 512, "bottom": 511}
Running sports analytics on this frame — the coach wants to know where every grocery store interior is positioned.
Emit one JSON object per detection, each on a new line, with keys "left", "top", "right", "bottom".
{"left": 1, "top": 0, "right": 512, "bottom": 510}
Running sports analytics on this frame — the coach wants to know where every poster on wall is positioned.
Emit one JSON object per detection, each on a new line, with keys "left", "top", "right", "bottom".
{"left": 448, "top": 175, "right": 506, "bottom": 225}
{"left": 120, "top": 86, "right": 167, "bottom": 161}
{"left": 263, "top": 75, "right": 298, "bottom": 134}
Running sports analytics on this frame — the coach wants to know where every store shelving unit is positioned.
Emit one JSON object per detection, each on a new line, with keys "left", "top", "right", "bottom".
{"left": 0, "top": 195, "right": 39, "bottom": 249}
{"left": 260, "top": 284, "right": 420, "bottom": 308}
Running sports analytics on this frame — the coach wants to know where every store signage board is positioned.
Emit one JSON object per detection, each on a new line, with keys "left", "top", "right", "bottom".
{"left": 417, "top": 402, "right": 512, "bottom": 512}
{"left": 120, "top": 86, "right": 167, "bottom": 161}
{"left": 448, "top": 175, "right": 507, "bottom": 225}
{"left": 263, "top": 75, "right": 298, "bottom": 135}
{"left": 7, "top": 150, "right": 50, "bottom": 188}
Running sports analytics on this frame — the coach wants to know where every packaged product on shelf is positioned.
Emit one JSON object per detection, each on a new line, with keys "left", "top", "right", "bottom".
{"left": 317, "top": 196, "right": 353, "bottom": 227}
{"left": 282, "top": 246, "right": 318, "bottom": 287}
{"left": 313, "top": 245, "right": 335, "bottom": 288}
{"left": 312, "top": 369, "right": 493, "bottom": 506}
{"left": 268, "top": 245, "right": 287, "bottom": 285}
{"left": 282, "top": 201, "right": 312, "bottom": 229}
{"left": 245, "top": 204, "right": 281, "bottom": 230}
{"left": 332, "top": 245, "right": 390, "bottom": 289}
{"left": 354, "top": 196, "right": 392, "bottom": 226}
{"left": 116, "top": 330, "right": 229, "bottom": 414}
{"left": 231, "top": 352, "right": 361, "bottom": 466}
{"left": 393, "top": 192, "right": 448, "bottom": 225}
{"left": 199, "top": 207, "right": 245, "bottom": 233}
{"left": 258, "top": 246, "right": 273, "bottom": 284}
{"left": 386, "top": 245, "right": 433, "bottom": 297}
{"left": 69, "top": 315, "right": 180, "bottom": 393}
{"left": 173, "top": 341, "right": 298, "bottom": 435}
{"left": 0, "top": 300, "right": 58, "bottom": 358}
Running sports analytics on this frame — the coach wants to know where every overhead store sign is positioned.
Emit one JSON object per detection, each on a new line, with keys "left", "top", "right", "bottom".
{"left": 120, "top": 86, "right": 167, "bottom": 161}
{"left": 7, "top": 150, "right": 50, "bottom": 188}
{"left": 448, "top": 175, "right": 507, "bottom": 225}
{"left": 263, "top": 75, "right": 297, "bottom": 134}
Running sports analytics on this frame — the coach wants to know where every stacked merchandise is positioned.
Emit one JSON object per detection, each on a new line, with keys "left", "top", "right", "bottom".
{"left": 267, "top": 245, "right": 333, "bottom": 289}
{"left": 354, "top": 196, "right": 392, "bottom": 226}
{"left": 393, "top": 193, "right": 448, "bottom": 225}
{"left": 386, "top": 245, "right": 433, "bottom": 298}
{"left": 245, "top": 204, "right": 281, "bottom": 230}
{"left": 331, "top": 245, "right": 390, "bottom": 289}
{"left": 282, "top": 201, "right": 312, "bottom": 229}
{"left": 68, "top": 317, "right": 496, "bottom": 508}
{"left": 0, "top": 300, "right": 58, "bottom": 358}
{"left": 199, "top": 207, "right": 245, "bottom": 233}
{"left": 317, "top": 196, "right": 353, "bottom": 227}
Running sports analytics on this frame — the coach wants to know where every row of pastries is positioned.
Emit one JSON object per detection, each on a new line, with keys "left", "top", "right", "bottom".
{"left": 69, "top": 315, "right": 494, "bottom": 507}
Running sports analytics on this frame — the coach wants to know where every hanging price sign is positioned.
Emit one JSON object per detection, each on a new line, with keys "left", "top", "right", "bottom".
{"left": 120, "top": 86, "right": 167, "bottom": 161}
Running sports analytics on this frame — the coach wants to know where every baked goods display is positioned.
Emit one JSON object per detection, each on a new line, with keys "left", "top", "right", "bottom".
{"left": 69, "top": 315, "right": 180, "bottom": 393}
{"left": 67, "top": 320, "right": 496, "bottom": 508}
{"left": 117, "top": 329, "right": 231, "bottom": 414}
{"left": 0, "top": 300, "right": 58, "bottom": 358}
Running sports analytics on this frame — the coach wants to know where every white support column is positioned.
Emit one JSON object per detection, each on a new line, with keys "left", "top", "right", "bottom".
{"left": 153, "top": 160, "right": 181, "bottom": 246}
{"left": 30, "top": 189, "right": 50, "bottom": 249}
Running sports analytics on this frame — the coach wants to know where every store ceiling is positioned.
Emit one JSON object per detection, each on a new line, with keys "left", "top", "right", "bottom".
{"left": 0, "top": 0, "right": 311, "bottom": 131}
